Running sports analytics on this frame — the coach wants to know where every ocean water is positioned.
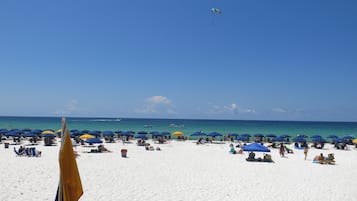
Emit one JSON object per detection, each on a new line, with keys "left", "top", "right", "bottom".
{"left": 1, "top": 116, "right": 356, "bottom": 138}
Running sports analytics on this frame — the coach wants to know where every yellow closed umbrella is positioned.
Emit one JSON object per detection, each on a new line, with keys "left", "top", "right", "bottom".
{"left": 172, "top": 131, "right": 184, "bottom": 137}
{"left": 79, "top": 134, "right": 95, "bottom": 139}
{"left": 352, "top": 138, "right": 357, "bottom": 144}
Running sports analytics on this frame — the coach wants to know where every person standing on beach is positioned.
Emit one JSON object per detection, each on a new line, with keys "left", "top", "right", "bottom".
{"left": 304, "top": 146, "right": 308, "bottom": 160}
{"left": 279, "top": 143, "right": 285, "bottom": 157}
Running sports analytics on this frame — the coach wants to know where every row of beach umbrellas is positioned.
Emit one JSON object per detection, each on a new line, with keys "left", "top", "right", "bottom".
{"left": 1, "top": 128, "right": 355, "bottom": 142}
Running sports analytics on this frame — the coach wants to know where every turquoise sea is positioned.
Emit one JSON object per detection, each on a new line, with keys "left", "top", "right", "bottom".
{"left": 0, "top": 116, "right": 356, "bottom": 138}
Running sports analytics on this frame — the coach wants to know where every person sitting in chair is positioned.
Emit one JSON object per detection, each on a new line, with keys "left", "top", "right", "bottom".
{"left": 247, "top": 152, "right": 255, "bottom": 160}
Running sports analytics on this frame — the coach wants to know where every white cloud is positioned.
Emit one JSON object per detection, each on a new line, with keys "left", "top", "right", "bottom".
{"left": 54, "top": 99, "right": 80, "bottom": 115}
{"left": 146, "top": 96, "right": 171, "bottom": 105}
{"left": 135, "top": 96, "right": 176, "bottom": 115}
{"left": 209, "top": 103, "right": 255, "bottom": 114}
{"left": 272, "top": 107, "right": 288, "bottom": 113}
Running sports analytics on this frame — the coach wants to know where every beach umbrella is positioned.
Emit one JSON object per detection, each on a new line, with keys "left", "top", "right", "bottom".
{"left": 80, "top": 134, "right": 95, "bottom": 139}
{"left": 327, "top": 135, "right": 338, "bottom": 139}
{"left": 311, "top": 138, "right": 327, "bottom": 143}
{"left": 81, "top": 130, "right": 91, "bottom": 134}
{"left": 241, "top": 133, "right": 251, "bottom": 137}
{"left": 0, "top": 129, "right": 8, "bottom": 134}
{"left": 190, "top": 131, "right": 207, "bottom": 137}
{"left": 296, "top": 134, "right": 308, "bottom": 138}
{"left": 5, "top": 131, "right": 20, "bottom": 137}
{"left": 333, "top": 138, "right": 346, "bottom": 143}
{"left": 160, "top": 131, "right": 171, "bottom": 136}
{"left": 85, "top": 138, "right": 103, "bottom": 144}
{"left": 115, "top": 130, "right": 123, "bottom": 134}
{"left": 254, "top": 133, "right": 264, "bottom": 137}
{"left": 280, "top": 134, "right": 291, "bottom": 138}
{"left": 352, "top": 139, "right": 357, "bottom": 144}
{"left": 310, "top": 135, "right": 322, "bottom": 139}
{"left": 236, "top": 136, "right": 249, "bottom": 141}
{"left": 121, "top": 131, "right": 134, "bottom": 136}
{"left": 293, "top": 137, "right": 306, "bottom": 143}
{"left": 173, "top": 131, "right": 184, "bottom": 137}
{"left": 343, "top": 135, "right": 355, "bottom": 140}
{"left": 42, "top": 130, "right": 55, "bottom": 135}
{"left": 152, "top": 132, "right": 164, "bottom": 137}
{"left": 22, "top": 128, "right": 32, "bottom": 132}
{"left": 266, "top": 134, "right": 276, "bottom": 138}
{"left": 150, "top": 131, "right": 160, "bottom": 136}
{"left": 137, "top": 131, "right": 148, "bottom": 134}
{"left": 43, "top": 129, "right": 54, "bottom": 132}
{"left": 103, "top": 131, "right": 114, "bottom": 137}
{"left": 135, "top": 134, "right": 148, "bottom": 139}
{"left": 22, "top": 132, "right": 36, "bottom": 137}
{"left": 272, "top": 136, "right": 285, "bottom": 142}
{"left": 228, "top": 133, "right": 239, "bottom": 137}
{"left": 207, "top": 132, "right": 222, "bottom": 137}
{"left": 31, "top": 129, "right": 42, "bottom": 134}
{"left": 126, "top": 131, "right": 136, "bottom": 134}
{"left": 242, "top": 143, "right": 270, "bottom": 152}
{"left": 42, "top": 133, "right": 56, "bottom": 138}
{"left": 70, "top": 129, "right": 79, "bottom": 132}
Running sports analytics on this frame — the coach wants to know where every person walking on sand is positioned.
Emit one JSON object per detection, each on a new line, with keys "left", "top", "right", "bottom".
{"left": 304, "top": 146, "right": 308, "bottom": 160}
{"left": 279, "top": 143, "right": 285, "bottom": 157}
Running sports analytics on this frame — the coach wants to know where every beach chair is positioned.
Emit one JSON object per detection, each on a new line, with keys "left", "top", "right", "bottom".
{"left": 14, "top": 147, "right": 24, "bottom": 157}
{"left": 31, "top": 147, "right": 41, "bottom": 157}
{"left": 25, "top": 148, "right": 32, "bottom": 157}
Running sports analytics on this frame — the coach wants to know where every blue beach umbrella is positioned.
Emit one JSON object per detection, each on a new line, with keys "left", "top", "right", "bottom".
{"left": 228, "top": 133, "right": 239, "bottom": 137}
{"left": 103, "top": 131, "right": 114, "bottom": 137}
{"left": 254, "top": 133, "right": 264, "bottom": 137}
{"left": 81, "top": 130, "right": 91, "bottom": 134}
{"left": 343, "top": 135, "right": 355, "bottom": 140}
{"left": 236, "top": 136, "right": 249, "bottom": 141}
{"left": 266, "top": 134, "right": 276, "bottom": 138}
{"left": 207, "top": 132, "right": 222, "bottom": 137}
{"left": 22, "top": 128, "right": 32, "bottom": 132}
{"left": 115, "top": 130, "right": 123, "bottom": 134}
{"left": 272, "top": 136, "right": 285, "bottom": 142}
{"left": 333, "top": 138, "right": 346, "bottom": 143}
{"left": 42, "top": 134, "right": 56, "bottom": 138}
{"left": 241, "top": 133, "right": 251, "bottom": 137}
{"left": 242, "top": 143, "right": 270, "bottom": 152}
{"left": 22, "top": 132, "right": 36, "bottom": 137}
{"left": 85, "top": 138, "right": 103, "bottom": 144}
{"left": 0, "top": 129, "right": 9, "bottom": 134}
{"left": 6, "top": 131, "right": 20, "bottom": 137}
{"left": 121, "top": 131, "right": 134, "bottom": 136}
{"left": 310, "top": 135, "right": 322, "bottom": 139}
{"left": 191, "top": 131, "right": 207, "bottom": 137}
{"left": 327, "top": 135, "right": 338, "bottom": 139}
{"left": 135, "top": 134, "right": 148, "bottom": 140}
{"left": 280, "top": 134, "right": 291, "bottom": 138}
{"left": 293, "top": 137, "right": 306, "bottom": 143}
{"left": 137, "top": 131, "right": 148, "bottom": 135}
{"left": 160, "top": 131, "right": 171, "bottom": 136}
{"left": 311, "top": 138, "right": 327, "bottom": 143}
{"left": 152, "top": 132, "right": 164, "bottom": 137}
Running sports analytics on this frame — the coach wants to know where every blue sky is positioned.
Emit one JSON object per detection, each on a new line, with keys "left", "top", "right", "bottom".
{"left": 1, "top": 0, "right": 357, "bottom": 121}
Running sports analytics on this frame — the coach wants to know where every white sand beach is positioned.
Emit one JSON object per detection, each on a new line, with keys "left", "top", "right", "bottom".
{"left": 1, "top": 139, "right": 357, "bottom": 201}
